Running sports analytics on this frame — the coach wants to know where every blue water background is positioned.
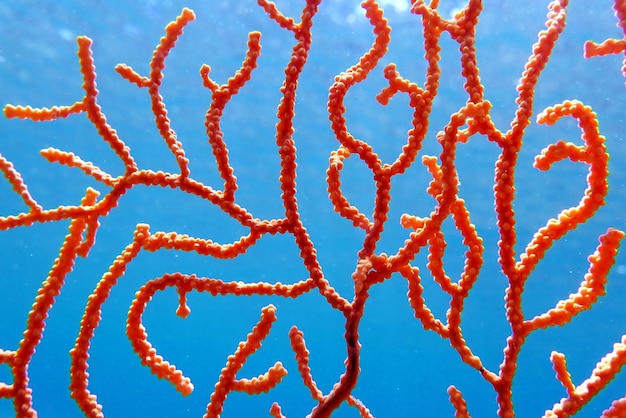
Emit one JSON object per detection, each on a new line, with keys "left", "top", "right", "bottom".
{"left": 0, "top": 1, "right": 625, "bottom": 417}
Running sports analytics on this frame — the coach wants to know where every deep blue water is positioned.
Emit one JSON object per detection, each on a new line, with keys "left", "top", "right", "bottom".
{"left": 0, "top": 1, "right": 625, "bottom": 417}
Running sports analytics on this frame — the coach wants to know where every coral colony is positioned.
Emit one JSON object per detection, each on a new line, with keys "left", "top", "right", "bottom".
{"left": 1, "top": 0, "right": 625, "bottom": 417}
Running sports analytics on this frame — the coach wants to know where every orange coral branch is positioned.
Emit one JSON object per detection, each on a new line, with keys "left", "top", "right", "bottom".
{"left": 200, "top": 31, "right": 262, "bottom": 202}
{"left": 448, "top": 385, "right": 471, "bottom": 418}
{"left": 206, "top": 304, "right": 280, "bottom": 417}
{"left": 527, "top": 228, "right": 624, "bottom": 331}
{"left": 544, "top": 335, "right": 626, "bottom": 417}
{"left": 584, "top": 0, "right": 626, "bottom": 82}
